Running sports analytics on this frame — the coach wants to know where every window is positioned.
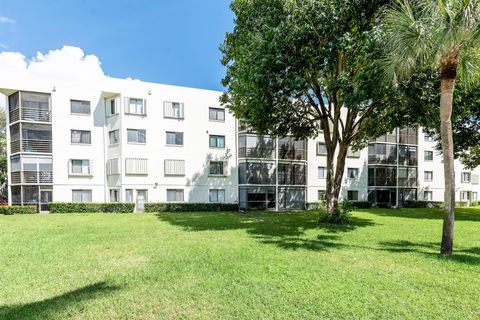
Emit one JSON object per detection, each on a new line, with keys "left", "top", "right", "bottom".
{"left": 347, "top": 148, "right": 360, "bottom": 158}
{"left": 461, "top": 172, "right": 471, "bottom": 183}
{"left": 424, "top": 191, "right": 433, "bottom": 200}
{"left": 107, "top": 99, "right": 118, "bottom": 116}
{"left": 424, "top": 132, "right": 434, "bottom": 142}
{"left": 109, "top": 189, "right": 119, "bottom": 202}
{"left": 72, "top": 189, "right": 92, "bottom": 202}
{"left": 125, "top": 158, "right": 148, "bottom": 175}
{"left": 125, "top": 189, "right": 134, "bottom": 202}
{"left": 166, "top": 131, "right": 183, "bottom": 146}
{"left": 473, "top": 174, "right": 479, "bottom": 185}
{"left": 318, "top": 166, "right": 327, "bottom": 179}
{"left": 424, "top": 150, "right": 433, "bottom": 161}
{"left": 399, "top": 127, "right": 418, "bottom": 145}
{"left": 369, "top": 143, "right": 397, "bottom": 164}
{"left": 126, "top": 98, "right": 146, "bottom": 115}
{"left": 278, "top": 163, "right": 306, "bottom": 185}
{"left": 209, "top": 135, "right": 225, "bottom": 148}
{"left": 347, "top": 190, "right": 358, "bottom": 201}
{"left": 318, "top": 190, "right": 326, "bottom": 201}
{"left": 209, "top": 189, "right": 225, "bottom": 202}
{"left": 424, "top": 171, "right": 433, "bottom": 182}
{"left": 70, "top": 159, "right": 91, "bottom": 175}
{"left": 461, "top": 191, "right": 470, "bottom": 201}
{"left": 239, "top": 161, "right": 276, "bottom": 184}
{"left": 209, "top": 107, "right": 225, "bottom": 121}
{"left": 317, "top": 142, "right": 327, "bottom": 156}
{"left": 164, "top": 160, "right": 185, "bottom": 176}
{"left": 106, "top": 158, "right": 120, "bottom": 175}
{"left": 473, "top": 192, "right": 478, "bottom": 200}
{"left": 109, "top": 130, "right": 119, "bottom": 145}
{"left": 167, "top": 189, "right": 184, "bottom": 202}
{"left": 238, "top": 134, "right": 275, "bottom": 159}
{"left": 164, "top": 101, "right": 184, "bottom": 119}
{"left": 347, "top": 168, "right": 359, "bottom": 179}
{"left": 70, "top": 100, "right": 90, "bottom": 114}
{"left": 209, "top": 161, "right": 225, "bottom": 176}
{"left": 127, "top": 129, "right": 146, "bottom": 144}
{"left": 71, "top": 130, "right": 91, "bottom": 144}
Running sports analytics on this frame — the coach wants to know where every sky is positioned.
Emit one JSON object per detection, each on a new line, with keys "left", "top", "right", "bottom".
{"left": 0, "top": 0, "right": 234, "bottom": 91}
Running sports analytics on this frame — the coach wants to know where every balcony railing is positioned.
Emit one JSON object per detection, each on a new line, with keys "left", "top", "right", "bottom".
{"left": 9, "top": 107, "right": 51, "bottom": 123}
{"left": 10, "top": 170, "right": 53, "bottom": 184}
{"left": 238, "top": 147, "right": 275, "bottom": 159}
{"left": 10, "top": 139, "right": 52, "bottom": 154}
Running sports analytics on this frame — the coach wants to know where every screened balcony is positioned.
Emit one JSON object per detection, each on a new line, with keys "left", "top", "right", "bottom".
{"left": 10, "top": 155, "right": 53, "bottom": 185}
{"left": 8, "top": 91, "right": 51, "bottom": 123}
{"left": 10, "top": 123, "right": 52, "bottom": 154}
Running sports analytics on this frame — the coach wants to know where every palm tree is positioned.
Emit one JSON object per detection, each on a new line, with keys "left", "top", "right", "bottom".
{"left": 382, "top": 0, "right": 480, "bottom": 254}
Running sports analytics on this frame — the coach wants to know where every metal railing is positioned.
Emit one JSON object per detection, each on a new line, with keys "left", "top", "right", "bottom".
{"left": 10, "top": 170, "right": 53, "bottom": 184}
{"left": 238, "top": 147, "right": 275, "bottom": 159}
{"left": 9, "top": 107, "right": 51, "bottom": 123}
{"left": 22, "top": 139, "right": 52, "bottom": 153}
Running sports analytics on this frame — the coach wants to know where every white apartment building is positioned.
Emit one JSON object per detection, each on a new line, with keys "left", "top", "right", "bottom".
{"left": 1, "top": 76, "right": 479, "bottom": 211}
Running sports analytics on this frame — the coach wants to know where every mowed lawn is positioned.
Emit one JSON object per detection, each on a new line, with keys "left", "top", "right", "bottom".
{"left": 1, "top": 208, "right": 480, "bottom": 319}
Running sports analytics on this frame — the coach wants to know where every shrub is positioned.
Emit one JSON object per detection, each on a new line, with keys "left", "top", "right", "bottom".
{"left": 0, "top": 205, "right": 37, "bottom": 215}
{"left": 403, "top": 201, "right": 444, "bottom": 208}
{"left": 317, "top": 200, "right": 352, "bottom": 224}
{"left": 471, "top": 201, "right": 479, "bottom": 207}
{"left": 49, "top": 202, "right": 135, "bottom": 213}
{"left": 144, "top": 203, "right": 239, "bottom": 213}
{"left": 455, "top": 201, "right": 469, "bottom": 208}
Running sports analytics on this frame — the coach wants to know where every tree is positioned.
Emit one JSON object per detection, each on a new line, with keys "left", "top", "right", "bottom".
{"left": 382, "top": 0, "right": 480, "bottom": 254}
{"left": 221, "top": 0, "right": 401, "bottom": 222}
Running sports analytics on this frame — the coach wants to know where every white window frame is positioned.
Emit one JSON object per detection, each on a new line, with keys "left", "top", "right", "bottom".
{"left": 424, "top": 190, "right": 433, "bottom": 200}
{"left": 106, "top": 158, "right": 120, "bottom": 175}
{"left": 347, "top": 168, "right": 359, "bottom": 179}
{"left": 109, "top": 189, "right": 119, "bottom": 202}
{"left": 164, "top": 101, "right": 184, "bottom": 119}
{"left": 70, "top": 100, "right": 91, "bottom": 115}
{"left": 106, "top": 98, "right": 119, "bottom": 117}
{"left": 209, "top": 135, "right": 225, "bottom": 149}
{"left": 209, "top": 161, "right": 226, "bottom": 176}
{"left": 318, "top": 166, "right": 327, "bottom": 179}
{"left": 69, "top": 159, "right": 92, "bottom": 176}
{"left": 71, "top": 130, "right": 91, "bottom": 144}
{"left": 424, "top": 150, "right": 434, "bottom": 161}
{"left": 125, "top": 189, "right": 134, "bottom": 202}
{"left": 109, "top": 129, "right": 119, "bottom": 145}
{"left": 72, "top": 189, "right": 92, "bottom": 202}
{"left": 126, "top": 98, "right": 146, "bottom": 116}
{"left": 166, "top": 131, "right": 184, "bottom": 146}
{"left": 461, "top": 172, "right": 471, "bottom": 183}
{"left": 127, "top": 129, "right": 146, "bottom": 144}
{"left": 317, "top": 142, "right": 327, "bottom": 156}
{"left": 347, "top": 190, "right": 359, "bottom": 201}
{"left": 347, "top": 148, "right": 360, "bottom": 158}
{"left": 209, "top": 107, "right": 225, "bottom": 122}
{"left": 209, "top": 189, "right": 226, "bottom": 203}
{"left": 424, "top": 171, "right": 433, "bottom": 182}
{"left": 167, "top": 189, "right": 184, "bottom": 202}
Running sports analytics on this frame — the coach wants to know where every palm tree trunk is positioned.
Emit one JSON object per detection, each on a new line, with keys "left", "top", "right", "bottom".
{"left": 439, "top": 76, "right": 456, "bottom": 255}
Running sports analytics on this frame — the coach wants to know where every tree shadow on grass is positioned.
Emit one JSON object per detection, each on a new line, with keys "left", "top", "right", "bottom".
{"left": 156, "top": 211, "right": 376, "bottom": 252}
{"left": 378, "top": 240, "right": 480, "bottom": 265}
{"left": 365, "top": 207, "right": 480, "bottom": 222}
{"left": 0, "top": 281, "right": 122, "bottom": 320}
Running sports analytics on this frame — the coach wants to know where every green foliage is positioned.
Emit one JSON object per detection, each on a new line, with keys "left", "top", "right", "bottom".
{"left": 455, "top": 201, "right": 470, "bottom": 208}
{"left": 0, "top": 205, "right": 37, "bottom": 215}
{"left": 49, "top": 202, "right": 135, "bottom": 213}
{"left": 403, "top": 201, "right": 444, "bottom": 209}
{"left": 144, "top": 203, "right": 239, "bottom": 213}
{"left": 317, "top": 200, "right": 352, "bottom": 224}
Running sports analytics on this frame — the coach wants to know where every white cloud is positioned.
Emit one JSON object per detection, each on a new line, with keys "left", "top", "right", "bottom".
{"left": 0, "top": 46, "right": 105, "bottom": 82}
{"left": 0, "top": 43, "right": 8, "bottom": 49}
{"left": 0, "top": 16, "right": 15, "bottom": 24}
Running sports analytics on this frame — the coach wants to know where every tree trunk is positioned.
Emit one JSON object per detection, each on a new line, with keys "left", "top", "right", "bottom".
{"left": 326, "top": 142, "right": 348, "bottom": 219}
{"left": 439, "top": 75, "right": 456, "bottom": 255}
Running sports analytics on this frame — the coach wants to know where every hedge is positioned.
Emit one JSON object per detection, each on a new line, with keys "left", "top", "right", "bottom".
{"left": 0, "top": 205, "right": 37, "bottom": 215}
{"left": 144, "top": 203, "right": 239, "bottom": 213}
{"left": 403, "top": 201, "right": 444, "bottom": 208}
{"left": 49, "top": 202, "right": 135, "bottom": 213}
{"left": 307, "top": 201, "right": 372, "bottom": 210}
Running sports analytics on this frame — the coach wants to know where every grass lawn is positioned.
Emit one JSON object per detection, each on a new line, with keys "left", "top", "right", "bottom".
{"left": 1, "top": 208, "right": 480, "bottom": 319}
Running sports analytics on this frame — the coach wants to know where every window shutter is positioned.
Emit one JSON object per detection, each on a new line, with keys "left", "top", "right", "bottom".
{"left": 164, "top": 160, "right": 185, "bottom": 176}
{"left": 180, "top": 103, "right": 185, "bottom": 119}
{"left": 472, "top": 174, "right": 479, "bottom": 185}
{"left": 124, "top": 97, "right": 130, "bottom": 114}
{"left": 143, "top": 99, "right": 147, "bottom": 115}
{"left": 163, "top": 101, "right": 171, "bottom": 118}
{"left": 125, "top": 158, "right": 148, "bottom": 175}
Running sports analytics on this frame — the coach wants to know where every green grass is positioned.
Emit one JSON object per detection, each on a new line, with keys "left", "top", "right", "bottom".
{"left": 1, "top": 208, "right": 480, "bottom": 319}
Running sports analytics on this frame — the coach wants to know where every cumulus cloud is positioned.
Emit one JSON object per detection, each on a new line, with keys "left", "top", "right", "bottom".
{"left": 0, "top": 46, "right": 105, "bottom": 82}
{"left": 0, "top": 16, "right": 15, "bottom": 24}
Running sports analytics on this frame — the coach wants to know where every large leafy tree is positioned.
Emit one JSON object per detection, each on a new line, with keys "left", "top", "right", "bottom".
{"left": 382, "top": 0, "right": 480, "bottom": 254}
{"left": 221, "top": 0, "right": 401, "bottom": 221}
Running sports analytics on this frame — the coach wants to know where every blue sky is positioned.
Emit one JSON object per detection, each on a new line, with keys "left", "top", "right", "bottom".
{"left": 0, "top": 0, "right": 234, "bottom": 90}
